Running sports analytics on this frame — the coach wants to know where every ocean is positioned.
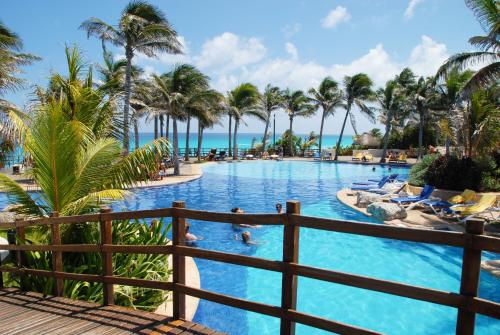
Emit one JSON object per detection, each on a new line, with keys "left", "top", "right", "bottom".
{"left": 133, "top": 132, "right": 353, "bottom": 150}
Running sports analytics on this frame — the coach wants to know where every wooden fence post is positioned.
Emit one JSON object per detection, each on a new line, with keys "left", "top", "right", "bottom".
{"left": 14, "top": 219, "right": 25, "bottom": 290}
{"left": 100, "top": 207, "right": 114, "bottom": 305}
{"left": 280, "top": 201, "right": 300, "bottom": 335}
{"left": 456, "top": 219, "right": 484, "bottom": 335}
{"left": 50, "top": 212, "right": 63, "bottom": 296}
{"left": 172, "top": 201, "right": 186, "bottom": 320}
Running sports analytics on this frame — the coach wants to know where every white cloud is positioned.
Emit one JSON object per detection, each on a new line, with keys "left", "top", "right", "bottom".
{"left": 408, "top": 35, "right": 448, "bottom": 76}
{"left": 321, "top": 6, "right": 351, "bottom": 28}
{"left": 404, "top": 0, "right": 424, "bottom": 19}
{"left": 285, "top": 42, "right": 298, "bottom": 60}
{"left": 282, "top": 23, "right": 302, "bottom": 38}
{"left": 194, "top": 32, "right": 266, "bottom": 72}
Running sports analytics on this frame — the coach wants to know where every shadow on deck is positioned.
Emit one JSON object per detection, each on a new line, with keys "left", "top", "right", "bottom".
{"left": 0, "top": 288, "right": 224, "bottom": 335}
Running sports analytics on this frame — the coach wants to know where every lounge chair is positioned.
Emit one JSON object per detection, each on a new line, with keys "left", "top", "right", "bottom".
{"left": 397, "top": 153, "right": 407, "bottom": 164}
{"left": 418, "top": 189, "right": 477, "bottom": 214}
{"left": 352, "top": 152, "right": 363, "bottom": 161}
{"left": 388, "top": 154, "right": 398, "bottom": 163}
{"left": 445, "top": 194, "right": 497, "bottom": 222}
{"left": 350, "top": 176, "right": 390, "bottom": 191}
{"left": 390, "top": 184, "right": 435, "bottom": 206}
{"left": 215, "top": 151, "right": 226, "bottom": 161}
{"left": 353, "top": 174, "right": 399, "bottom": 185}
{"left": 364, "top": 153, "right": 373, "bottom": 162}
{"left": 313, "top": 152, "right": 321, "bottom": 160}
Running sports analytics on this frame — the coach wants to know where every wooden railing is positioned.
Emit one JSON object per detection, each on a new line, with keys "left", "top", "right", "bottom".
{"left": 0, "top": 201, "right": 499, "bottom": 335}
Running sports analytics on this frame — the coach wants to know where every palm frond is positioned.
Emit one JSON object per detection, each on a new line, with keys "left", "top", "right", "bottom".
{"left": 0, "top": 174, "right": 46, "bottom": 217}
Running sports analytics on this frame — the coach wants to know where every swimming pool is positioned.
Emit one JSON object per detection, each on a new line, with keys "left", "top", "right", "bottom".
{"left": 0, "top": 161, "right": 498, "bottom": 334}
{"left": 113, "top": 160, "right": 499, "bottom": 335}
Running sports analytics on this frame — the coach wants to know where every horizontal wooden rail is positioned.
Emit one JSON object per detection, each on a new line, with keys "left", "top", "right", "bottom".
{"left": 174, "top": 208, "right": 284, "bottom": 225}
{"left": 0, "top": 244, "right": 173, "bottom": 254}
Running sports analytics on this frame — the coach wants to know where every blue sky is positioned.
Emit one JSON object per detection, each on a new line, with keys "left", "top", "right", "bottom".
{"left": 2, "top": 0, "right": 481, "bottom": 135}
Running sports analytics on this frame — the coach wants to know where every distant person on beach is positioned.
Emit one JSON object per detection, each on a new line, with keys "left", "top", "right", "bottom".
{"left": 275, "top": 203, "right": 283, "bottom": 214}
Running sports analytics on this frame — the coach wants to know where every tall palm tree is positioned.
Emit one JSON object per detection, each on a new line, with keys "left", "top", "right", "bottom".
{"left": 194, "top": 95, "right": 223, "bottom": 161}
{"left": 308, "top": 77, "right": 344, "bottom": 153}
{"left": 257, "top": 84, "right": 282, "bottom": 151}
{"left": 436, "top": 0, "right": 499, "bottom": 92}
{"left": 227, "top": 83, "right": 262, "bottom": 159}
{"left": 376, "top": 68, "right": 415, "bottom": 163}
{"left": 282, "top": 89, "right": 315, "bottom": 157}
{"left": 184, "top": 88, "right": 220, "bottom": 161}
{"left": 411, "top": 77, "right": 435, "bottom": 160}
{"left": 81, "top": 1, "right": 182, "bottom": 154}
{"left": 433, "top": 67, "right": 474, "bottom": 154}
{"left": 130, "top": 78, "right": 155, "bottom": 150}
{"left": 0, "top": 21, "right": 39, "bottom": 144}
{"left": 152, "top": 64, "right": 209, "bottom": 175}
{"left": 334, "top": 74, "right": 376, "bottom": 161}
{"left": 221, "top": 96, "right": 233, "bottom": 156}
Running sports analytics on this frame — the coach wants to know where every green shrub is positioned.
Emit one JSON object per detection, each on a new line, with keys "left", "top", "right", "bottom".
{"left": 388, "top": 124, "right": 437, "bottom": 149}
{"left": 7, "top": 218, "right": 171, "bottom": 311}
{"left": 424, "top": 156, "right": 483, "bottom": 191}
{"left": 408, "top": 154, "right": 439, "bottom": 186}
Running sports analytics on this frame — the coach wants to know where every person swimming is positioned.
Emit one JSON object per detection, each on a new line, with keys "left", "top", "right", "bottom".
{"left": 239, "top": 231, "right": 258, "bottom": 245}
{"left": 275, "top": 203, "right": 283, "bottom": 214}
{"left": 185, "top": 224, "right": 202, "bottom": 241}
{"left": 230, "top": 207, "right": 261, "bottom": 228}
{"left": 372, "top": 167, "right": 376, "bottom": 171}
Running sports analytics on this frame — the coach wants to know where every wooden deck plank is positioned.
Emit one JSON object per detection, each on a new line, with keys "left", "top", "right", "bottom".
{"left": 0, "top": 289, "right": 220, "bottom": 335}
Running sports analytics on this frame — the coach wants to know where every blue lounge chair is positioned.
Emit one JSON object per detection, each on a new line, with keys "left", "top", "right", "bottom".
{"left": 390, "top": 185, "right": 435, "bottom": 205}
{"left": 353, "top": 174, "right": 399, "bottom": 185}
{"left": 313, "top": 152, "right": 321, "bottom": 160}
{"left": 418, "top": 199, "right": 453, "bottom": 214}
{"left": 350, "top": 176, "right": 390, "bottom": 191}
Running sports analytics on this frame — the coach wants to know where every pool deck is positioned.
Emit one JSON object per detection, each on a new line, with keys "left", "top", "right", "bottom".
{"left": 0, "top": 288, "right": 224, "bottom": 335}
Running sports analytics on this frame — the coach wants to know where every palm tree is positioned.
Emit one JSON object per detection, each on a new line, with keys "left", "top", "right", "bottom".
{"left": 436, "top": 0, "right": 499, "bottom": 92}
{"left": 334, "top": 74, "right": 376, "bottom": 161}
{"left": 152, "top": 64, "right": 209, "bottom": 175}
{"left": 257, "top": 84, "right": 282, "bottom": 151}
{"left": 0, "top": 21, "right": 39, "bottom": 144}
{"left": 227, "top": 83, "right": 262, "bottom": 159}
{"left": 376, "top": 79, "right": 406, "bottom": 163}
{"left": 433, "top": 67, "right": 474, "bottom": 154}
{"left": 0, "top": 87, "right": 169, "bottom": 217}
{"left": 411, "top": 76, "right": 435, "bottom": 160}
{"left": 195, "top": 96, "right": 223, "bottom": 161}
{"left": 130, "top": 78, "right": 154, "bottom": 150}
{"left": 81, "top": 1, "right": 182, "bottom": 154}
{"left": 281, "top": 89, "right": 315, "bottom": 156}
{"left": 308, "top": 77, "right": 344, "bottom": 153}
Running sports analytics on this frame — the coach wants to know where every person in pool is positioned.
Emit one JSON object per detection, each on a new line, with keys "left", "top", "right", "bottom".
{"left": 230, "top": 208, "right": 261, "bottom": 228}
{"left": 237, "top": 231, "right": 258, "bottom": 245}
{"left": 275, "top": 203, "right": 283, "bottom": 214}
{"left": 185, "top": 224, "right": 202, "bottom": 241}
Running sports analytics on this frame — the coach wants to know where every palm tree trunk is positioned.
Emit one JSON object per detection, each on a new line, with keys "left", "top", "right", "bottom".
{"left": 318, "top": 109, "right": 326, "bottom": 153}
{"left": 262, "top": 115, "right": 270, "bottom": 151}
{"left": 334, "top": 104, "right": 351, "bottom": 161}
{"left": 289, "top": 116, "right": 294, "bottom": 157}
{"left": 233, "top": 119, "right": 239, "bottom": 160}
{"left": 380, "top": 110, "right": 392, "bottom": 163}
{"left": 134, "top": 117, "right": 139, "bottom": 151}
{"left": 159, "top": 115, "right": 164, "bottom": 138}
{"left": 184, "top": 116, "right": 191, "bottom": 161}
{"left": 228, "top": 114, "right": 232, "bottom": 156}
{"left": 173, "top": 118, "right": 180, "bottom": 176}
{"left": 417, "top": 107, "right": 424, "bottom": 160}
{"left": 123, "top": 49, "right": 133, "bottom": 154}
{"left": 154, "top": 116, "right": 158, "bottom": 140}
{"left": 166, "top": 115, "right": 170, "bottom": 140}
{"left": 197, "top": 123, "right": 203, "bottom": 162}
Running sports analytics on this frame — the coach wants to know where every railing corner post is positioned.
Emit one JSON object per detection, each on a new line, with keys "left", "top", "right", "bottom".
{"left": 50, "top": 211, "right": 64, "bottom": 297}
{"left": 280, "top": 201, "right": 300, "bottom": 335}
{"left": 456, "top": 218, "right": 484, "bottom": 335}
{"left": 100, "top": 207, "right": 114, "bottom": 305}
{"left": 172, "top": 200, "right": 186, "bottom": 320}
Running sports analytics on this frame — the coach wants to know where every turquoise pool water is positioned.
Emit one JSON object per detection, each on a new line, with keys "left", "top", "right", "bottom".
{"left": 0, "top": 161, "right": 497, "bottom": 334}
{"left": 114, "top": 161, "right": 499, "bottom": 334}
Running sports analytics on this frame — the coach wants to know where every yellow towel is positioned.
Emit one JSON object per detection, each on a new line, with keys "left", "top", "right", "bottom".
{"left": 449, "top": 189, "right": 477, "bottom": 204}
{"left": 451, "top": 194, "right": 497, "bottom": 216}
